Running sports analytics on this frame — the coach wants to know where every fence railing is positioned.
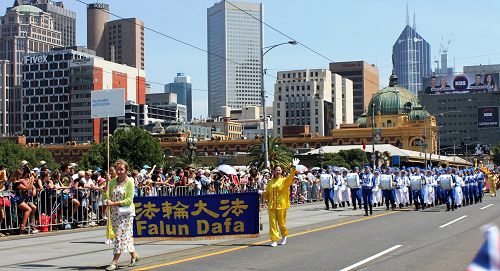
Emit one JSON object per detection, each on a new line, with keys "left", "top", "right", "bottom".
{"left": 0, "top": 183, "right": 323, "bottom": 235}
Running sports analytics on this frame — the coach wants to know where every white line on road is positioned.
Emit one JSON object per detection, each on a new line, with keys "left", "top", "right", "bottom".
{"left": 480, "top": 204, "right": 494, "bottom": 210}
{"left": 439, "top": 215, "right": 467, "bottom": 228}
{"left": 339, "top": 245, "right": 402, "bottom": 271}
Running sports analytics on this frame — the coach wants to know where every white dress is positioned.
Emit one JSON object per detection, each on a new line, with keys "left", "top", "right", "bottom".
{"left": 401, "top": 176, "right": 410, "bottom": 205}
{"left": 454, "top": 176, "right": 464, "bottom": 205}
{"left": 333, "top": 175, "right": 343, "bottom": 204}
{"left": 372, "top": 176, "right": 382, "bottom": 204}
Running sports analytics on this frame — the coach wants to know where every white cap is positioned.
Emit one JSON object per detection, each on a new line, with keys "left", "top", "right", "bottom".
{"left": 22, "top": 160, "right": 28, "bottom": 166}
{"left": 70, "top": 162, "right": 77, "bottom": 168}
{"left": 40, "top": 160, "right": 46, "bottom": 165}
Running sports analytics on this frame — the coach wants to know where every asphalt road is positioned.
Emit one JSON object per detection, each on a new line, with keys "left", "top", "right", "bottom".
{"left": 0, "top": 196, "right": 498, "bottom": 271}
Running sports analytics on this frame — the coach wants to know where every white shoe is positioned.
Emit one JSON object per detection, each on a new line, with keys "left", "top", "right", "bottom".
{"left": 270, "top": 242, "right": 278, "bottom": 247}
{"left": 279, "top": 236, "right": 287, "bottom": 245}
{"left": 105, "top": 239, "right": 113, "bottom": 245}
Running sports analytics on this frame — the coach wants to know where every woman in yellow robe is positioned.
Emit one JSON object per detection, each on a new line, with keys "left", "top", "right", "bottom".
{"left": 263, "top": 158, "right": 299, "bottom": 247}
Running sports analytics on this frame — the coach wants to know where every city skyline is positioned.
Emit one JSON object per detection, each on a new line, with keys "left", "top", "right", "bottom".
{"left": 2, "top": 0, "right": 500, "bottom": 120}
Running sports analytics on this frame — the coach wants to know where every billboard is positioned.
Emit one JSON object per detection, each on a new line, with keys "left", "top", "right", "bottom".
{"left": 323, "top": 101, "right": 334, "bottom": 136}
{"left": 478, "top": 107, "right": 499, "bottom": 128}
{"left": 91, "top": 88, "right": 125, "bottom": 118}
{"left": 423, "top": 73, "right": 499, "bottom": 94}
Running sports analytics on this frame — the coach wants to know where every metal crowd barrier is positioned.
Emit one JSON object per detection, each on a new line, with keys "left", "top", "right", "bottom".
{"left": 0, "top": 181, "right": 324, "bottom": 235}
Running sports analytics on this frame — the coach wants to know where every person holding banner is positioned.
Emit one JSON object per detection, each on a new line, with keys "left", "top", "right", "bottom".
{"left": 263, "top": 158, "right": 299, "bottom": 247}
{"left": 104, "top": 160, "right": 139, "bottom": 270}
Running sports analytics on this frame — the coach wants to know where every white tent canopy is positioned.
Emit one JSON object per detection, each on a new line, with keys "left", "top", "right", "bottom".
{"left": 305, "top": 144, "right": 471, "bottom": 165}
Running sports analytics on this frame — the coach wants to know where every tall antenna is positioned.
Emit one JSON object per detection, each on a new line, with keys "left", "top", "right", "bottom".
{"left": 413, "top": 12, "right": 416, "bottom": 30}
{"left": 406, "top": 2, "right": 410, "bottom": 26}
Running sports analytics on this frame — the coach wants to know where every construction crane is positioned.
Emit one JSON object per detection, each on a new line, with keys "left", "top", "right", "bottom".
{"left": 439, "top": 33, "right": 452, "bottom": 74}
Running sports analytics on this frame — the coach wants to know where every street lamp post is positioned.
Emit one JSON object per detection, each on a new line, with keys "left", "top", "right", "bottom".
{"left": 260, "top": 39, "right": 297, "bottom": 169}
{"left": 186, "top": 133, "right": 198, "bottom": 164}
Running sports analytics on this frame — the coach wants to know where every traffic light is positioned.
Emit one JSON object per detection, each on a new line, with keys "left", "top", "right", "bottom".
{"left": 461, "top": 142, "right": 465, "bottom": 149}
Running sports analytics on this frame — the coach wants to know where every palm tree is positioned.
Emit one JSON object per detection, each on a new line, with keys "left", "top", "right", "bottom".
{"left": 248, "top": 137, "right": 293, "bottom": 170}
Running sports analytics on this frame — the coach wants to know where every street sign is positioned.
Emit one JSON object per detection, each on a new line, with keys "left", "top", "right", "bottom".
{"left": 90, "top": 88, "right": 125, "bottom": 118}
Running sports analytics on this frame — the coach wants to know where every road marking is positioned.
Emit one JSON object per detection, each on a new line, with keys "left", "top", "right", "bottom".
{"left": 480, "top": 204, "right": 494, "bottom": 210}
{"left": 133, "top": 211, "right": 397, "bottom": 271}
{"left": 338, "top": 245, "right": 402, "bottom": 271}
{"left": 439, "top": 215, "right": 467, "bottom": 228}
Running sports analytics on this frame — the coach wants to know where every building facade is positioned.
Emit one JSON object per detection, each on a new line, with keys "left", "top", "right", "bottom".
{"left": 146, "top": 92, "right": 187, "bottom": 122}
{"left": 19, "top": 0, "right": 77, "bottom": 47}
{"left": 392, "top": 19, "right": 431, "bottom": 95}
{"left": 329, "top": 61, "right": 379, "bottom": 119}
{"left": 22, "top": 48, "right": 94, "bottom": 144}
{"left": 207, "top": 1, "right": 262, "bottom": 117}
{"left": 272, "top": 69, "right": 354, "bottom": 137}
{"left": 0, "top": 4, "right": 62, "bottom": 135}
{"left": 165, "top": 73, "right": 192, "bottom": 121}
{"left": 69, "top": 56, "right": 146, "bottom": 143}
{"left": 87, "top": 3, "right": 145, "bottom": 69}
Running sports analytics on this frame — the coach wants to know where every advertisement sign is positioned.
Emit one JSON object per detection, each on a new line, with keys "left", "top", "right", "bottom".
{"left": 323, "top": 101, "right": 334, "bottom": 136}
{"left": 423, "top": 73, "right": 499, "bottom": 94}
{"left": 391, "top": 155, "right": 401, "bottom": 166}
{"left": 133, "top": 193, "right": 260, "bottom": 240}
{"left": 477, "top": 107, "right": 499, "bottom": 128}
{"left": 90, "top": 88, "right": 125, "bottom": 118}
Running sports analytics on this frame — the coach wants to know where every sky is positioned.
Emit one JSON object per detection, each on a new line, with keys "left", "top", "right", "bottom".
{"left": 2, "top": 0, "right": 500, "bottom": 119}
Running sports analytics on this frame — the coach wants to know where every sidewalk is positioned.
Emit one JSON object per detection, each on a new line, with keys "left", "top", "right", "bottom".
{"left": 0, "top": 202, "right": 376, "bottom": 270}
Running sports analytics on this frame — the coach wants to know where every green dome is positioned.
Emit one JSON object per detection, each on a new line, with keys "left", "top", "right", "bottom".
{"left": 356, "top": 113, "right": 367, "bottom": 128}
{"left": 11, "top": 5, "right": 43, "bottom": 14}
{"left": 409, "top": 107, "right": 430, "bottom": 120}
{"left": 367, "top": 85, "right": 419, "bottom": 116}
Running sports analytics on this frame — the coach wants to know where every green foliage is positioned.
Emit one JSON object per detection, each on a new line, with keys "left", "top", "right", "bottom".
{"left": 79, "top": 127, "right": 164, "bottom": 170}
{"left": 0, "top": 140, "right": 57, "bottom": 172}
{"left": 493, "top": 142, "right": 500, "bottom": 166}
{"left": 320, "top": 149, "right": 369, "bottom": 170}
{"left": 248, "top": 137, "right": 293, "bottom": 170}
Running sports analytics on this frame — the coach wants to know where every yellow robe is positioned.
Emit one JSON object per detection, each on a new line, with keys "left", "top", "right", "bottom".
{"left": 263, "top": 168, "right": 296, "bottom": 242}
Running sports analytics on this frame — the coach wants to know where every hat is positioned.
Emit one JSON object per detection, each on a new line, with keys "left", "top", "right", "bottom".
{"left": 143, "top": 165, "right": 151, "bottom": 169}
{"left": 70, "top": 162, "right": 77, "bottom": 168}
{"left": 22, "top": 160, "right": 28, "bottom": 166}
{"left": 40, "top": 160, "right": 46, "bottom": 166}
{"left": 98, "top": 177, "right": 106, "bottom": 185}
{"left": 32, "top": 167, "right": 39, "bottom": 172}
{"left": 204, "top": 169, "right": 211, "bottom": 174}
{"left": 140, "top": 169, "right": 147, "bottom": 175}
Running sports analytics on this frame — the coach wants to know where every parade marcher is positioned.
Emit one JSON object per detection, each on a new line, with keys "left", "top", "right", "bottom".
{"left": 349, "top": 167, "right": 363, "bottom": 210}
{"left": 425, "top": 170, "right": 435, "bottom": 207}
{"left": 371, "top": 170, "right": 382, "bottom": 207}
{"left": 393, "top": 170, "right": 404, "bottom": 208}
{"left": 104, "top": 160, "right": 139, "bottom": 270}
{"left": 454, "top": 170, "right": 464, "bottom": 208}
{"left": 319, "top": 168, "right": 334, "bottom": 210}
{"left": 340, "top": 169, "right": 350, "bottom": 207}
{"left": 401, "top": 170, "right": 410, "bottom": 207}
{"left": 262, "top": 158, "right": 299, "bottom": 247}
{"left": 332, "top": 168, "right": 343, "bottom": 208}
{"left": 476, "top": 168, "right": 485, "bottom": 203}
{"left": 441, "top": 168, "right": 457, "bottom": 212}
{"left": 410, "top": 170, "right": 425, "bottom": 211}
{"left": 381, "top": 169, "right": 396, "bottom": 210}
{"left": 361, "top": 166, "right": 374, "bottom": 216}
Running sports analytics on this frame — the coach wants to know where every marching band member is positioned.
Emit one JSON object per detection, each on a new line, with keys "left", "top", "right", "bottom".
{"left": 263, "top": 158, "right": 299, "bottom": 247}
{"left": 340, "top": 169, "right": 350, "bottom": 207}
{"left": 476, "top": 168, "right": 485, "bottom": 203}
{"left": 410, "top": 170, "right": 425, "bottom": 211}
{"left": 400, "top": 170, "right": 410, "bottom": 207}
{"left": 394, "top": 170, "right": 404, "bottom": 208}
{"left": 381, "top": 169, "right": 396, "bottom": 210}
{"left": 425, "top": 170, "right": 435, "bottom": 207}
{"left": 333, "top": 168, "right": 343, "bottom": 208}
{"left": 350, "top": 167, "right": 363, "bottom": 210}
{"left": 455, "top": 170, "right": 464, "bottom": 208}
{"left": 470, "top": 168, "right": 479, "bottom": 204}
{"left": 462, "top": 169, "right": 471, "bottom": 206}
{"left": 442, "top": 168, "right": 457, "bottom": 211}
{"left": 372, "top": 170, "right": 382, "bottom": 207}
{"left": 319, "top": 168, "right": 334, "bottom": 210}
{"left": 361, "top": 166, "right": 374, "bottom": 216}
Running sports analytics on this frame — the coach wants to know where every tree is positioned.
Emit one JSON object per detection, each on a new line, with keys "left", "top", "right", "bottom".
{"left": 248, "top": 137, "right": 293, "bottom": 170}
{"left": 79, "top": 127, "right": 164, "bottom": 170}
{"left": 493, "top": 142, "right": 500, "bottom": 166}
{"left": 319, "top": 149, "right": 369, "bottom": 170}
{"left": 0, "top": 140, "right": 57, "bottom": 172}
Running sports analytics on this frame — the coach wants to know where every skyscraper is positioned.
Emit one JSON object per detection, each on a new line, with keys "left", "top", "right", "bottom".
{"left": 165, "top": 73, "right": 192, "bottom": 121}
{"left": 392, "top": 10, "right": 431, "bottom": 95}
{"left": 16, "top": 0, "right": 77, "bottom": 47}
{"left": 207, "top": 1, "right": 262, "bottom": 117}
{"left": 0, "top": 4, "right": 62, "bottom": 135}
{"left": 87, "top": 3, "right": 145, "bottom": 69}
{"left": 329, "top": 61, "right": 379, "bottom": 119}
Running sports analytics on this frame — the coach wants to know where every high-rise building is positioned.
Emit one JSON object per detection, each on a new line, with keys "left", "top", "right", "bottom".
{"left": 329, "top": 61, "right": 379, "bottom": 119}
{"left": 392, "top": 11, "right": 431, "bottom": 95}
{"left": 207, "top": 1, "right": 262, "bottom": 117}
{"left": 0, "top": 4, "right": 62, "bottom": 135}
{"left": 15, "top": 0, "right": 77, "bottom": 47}
{"left": 87, "top": 3, "right": 145, "bottom": 69}
{"left": 165, "top": 73, "right": 192, "bottom": 121}
{"left": 272, "top": 69, "right": 354, "bottom": 137}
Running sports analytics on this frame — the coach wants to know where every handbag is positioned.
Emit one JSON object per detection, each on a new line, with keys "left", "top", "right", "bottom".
{"left": 118, "top": 205, "right": 132, "bottom": 215}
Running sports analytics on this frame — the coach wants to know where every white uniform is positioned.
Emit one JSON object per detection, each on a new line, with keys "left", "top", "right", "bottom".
{"left": 394, "top": 176, "right": 403, "bottom": 205}
{"left": 425, "top": 175, "right": 435, "bottom": 205}
{"left": 454, "top": 175, "right": 464, "bottom": 206}
{"left": 333, "top": 174, "right": 343, "bottom": 204}
{"left": 372, "top": 175, "right": 382, "bottom": 204}
{"left": 401, "top": 175, "right": 410, "bottom": 205}
{"left": 340, "top": 175, "right": 350, "bottom": 204}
